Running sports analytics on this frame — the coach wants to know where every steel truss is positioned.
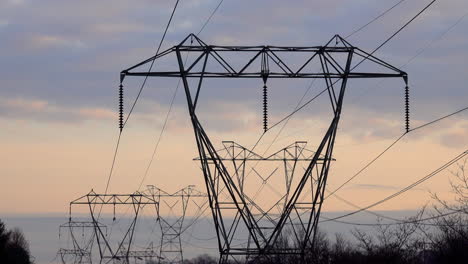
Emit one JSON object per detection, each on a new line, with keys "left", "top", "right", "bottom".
{"left": 144, "top": 185, "right": 207, "bottom": 264}
{"left": 57, "top": 220, "right": 105, "bottom": 264}
{"left": 70, "top": 190, "right": 160, "bottom": 264}
{"left": 68, "top": 187, "right": 207, "bottom": 264}
{"left": 120, "top": 34, "right": 408, "bottom": 263}
{"left": 57, "top": 248, "right": 93, "bottom": 264}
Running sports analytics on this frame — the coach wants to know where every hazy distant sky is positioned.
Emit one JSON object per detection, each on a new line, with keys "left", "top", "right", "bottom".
{"left": 1, "top": 0, "right": 467, "bottom": 215}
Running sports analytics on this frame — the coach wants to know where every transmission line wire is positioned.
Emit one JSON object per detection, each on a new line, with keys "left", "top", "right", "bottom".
{"left": 243, "top": 0, "right": 409, "bottom": 159}
{"left": 321, "top": 150, "right": 468, "bottom": 222}
{"left": 267, "top": 0, "right": 437, "bottom": 134}
{"left": 320, "top": 210, "right": 464, "bottom": 227}
{"left": 241, "top": 0, "right": 409, "bottom": 158}
{"left": 326, "top": 104, "right": 468, "bottom": 200}
{"left": 330, "top": 188, "right": 466, "bottom": 227}
{"left": 287, "top": 10, "right": 468, "bottom": 205}
{"left": 353, "top": 0, "right": 437, "bottom": 70}
{"left": 232, "top": 0, "right": 440, "bottom": 216}
{"left": 98, "top": 0, "right": 181, "bottom": 219}
{"left": 257, "top": 0, "right": 448, "bottom": 202}
{"left": 345, "top": 0, "right": 407, "bottom": 39}
{"left": 103, "top": 0, "right": 226, "bottom": 249}
{"left": 197, "top": 0, "right": 224, "bottom": 36}
{"left": 409, "top": 106, "right": 468, "bottom": 132}
{"left": 136, "top": 0, "right": 225, "bottom": 191}
{"left": 325, "top": 134, "right": 406, "bottom": 199}
{"left": 122, "top": 0, "right": 181, "bottom": 129}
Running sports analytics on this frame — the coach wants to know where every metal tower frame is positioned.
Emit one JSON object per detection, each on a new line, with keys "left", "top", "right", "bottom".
{"left": 144, "top": 185, "right": 208, "bottom": 264}
{"left": 120, "top": 34, "right": 408, "bottom": 263}
{"left": 57, "top": 220, "right": 105, "bottom": 264}
{"left": 57, "top": 248, "right": 93, "bottom": 264}
{"left": 70, "top": 190, "right": 160, "bottom": 264}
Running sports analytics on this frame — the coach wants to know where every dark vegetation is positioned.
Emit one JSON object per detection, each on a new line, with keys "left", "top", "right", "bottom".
{"left": 0, "top": 219, "right": 33, "bottom": 264}
{"left": 185, "top": 161, "right": 468, "bottom": 264}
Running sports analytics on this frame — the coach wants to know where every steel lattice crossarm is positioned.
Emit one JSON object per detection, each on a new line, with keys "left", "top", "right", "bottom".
{"left": 57, "top": 248, "right": 91, "bottom": 256}
{"left": 57, "top": 248, "right": 92, "bottom": 264}
{"left": 69, "top": 190, "right": 158, "bottom": 206}
{"left": 144, "top": 185, "right": 207, "bottom": 198}
{"left": 120, "top": 34, "right": 409, "bottom": 263}
{"left": 103, "top": 246, "right": 161, "bottom": 261}
{"left": 195, "top": 141, "right": 332, "bottom": 162}
{"left": 120, "top": 34, "right": 406, "bottom": 80}
{"left": 59, "top": 220, "right": 106, "bottom": 230}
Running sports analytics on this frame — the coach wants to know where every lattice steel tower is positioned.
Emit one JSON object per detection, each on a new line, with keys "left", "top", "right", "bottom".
{"left": 144, "top": 185, "right": 207, "bottom": 264}
{"left": 120, "top": 34, "right": 408, "bottom": 263}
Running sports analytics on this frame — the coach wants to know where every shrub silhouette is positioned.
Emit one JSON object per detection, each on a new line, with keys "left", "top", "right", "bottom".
{"left": 0, "top": 219, "right": 33, "bottom": 264}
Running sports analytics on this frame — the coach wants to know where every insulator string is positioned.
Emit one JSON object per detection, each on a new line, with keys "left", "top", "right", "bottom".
{"left": 263, "top": 84, "right": 268, "bottom": 132}
{"left": 119, "top": 84, "right": 124, "bottom": 132}
{"left": 405, "top": 84, "right": 410, "bottom": 132}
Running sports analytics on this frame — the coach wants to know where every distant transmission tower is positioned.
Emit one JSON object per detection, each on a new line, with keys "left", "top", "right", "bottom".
{"left": 67, "top": 187, "right": 208, "bottom": 264}
{"left": 120, "top": 34, "right": 408, "bottom": 263}
{"left": 57, "top": 248, "right": 92, "bottom": 264}
{"left": 144, "top": 185, "right": 207, "bottom": 264}
{"left": 57, "top": 221, "right": 100, "bottom": 264}
{"left": 69, "top": 190, "right": 160, "bottom": 264}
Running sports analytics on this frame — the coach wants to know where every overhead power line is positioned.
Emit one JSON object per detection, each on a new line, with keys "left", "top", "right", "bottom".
{"left": 321, "top": 8, "right": 468, "bottom": 200}
{"left": 326, "top": 104, "right": 468, "bottom": 200}
{"left": 262, "top": 0, "right": 410, "bottom": 155}
{"left": 238, "top": 0, "right": 441, "bottom": 203}
{"left": 325, "top": 133, "right": 406, "bottom": 199}
{"left": 345, "top": 0, "right": 407, "bottom": 39}
{"left": 271, "top": 0, "right": 437, "bottom": 131}
{"left": 321, "top": 150, "right": 468, "bottom": 222}
{"left": 100, "top": 0, "right": 181, "bottom": 216}
{"left": 321, "top": 210, "right": 464, "bottom": 227}
{"left": 354, "top": 0, "right": 437, "bottom": 69}
{"left": 409, "top": 106, "right": 468, "bottom": 132}
{"left": 197, "top": 0, "right": 224, "bottom": 36}
{"left": 122, "top": 0, "right": 181, "bottom": 129}
{"left": 136, "top": 0, "right": 225, "bottom": 190}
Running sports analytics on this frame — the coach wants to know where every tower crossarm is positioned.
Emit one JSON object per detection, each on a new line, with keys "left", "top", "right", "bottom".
{"left": 120, "top": 34, "right": 407, "bottom": 82}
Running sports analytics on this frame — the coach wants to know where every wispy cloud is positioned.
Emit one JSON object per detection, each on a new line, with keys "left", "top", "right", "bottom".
{"left": 29, "top": 35, "right": 86, "bottom": 49}
{"left": 0, "top": 97, "right": 115, "bottom": 122}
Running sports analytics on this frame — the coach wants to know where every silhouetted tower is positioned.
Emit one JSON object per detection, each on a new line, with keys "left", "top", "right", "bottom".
{"left": 144, "top": 185, "right": 207, "bottom": 264}
{"left": 120, "top": 34, "right": 408, "bottom": 263}
{"left": 69, "top": 190, "right": 160, "bottom": 264}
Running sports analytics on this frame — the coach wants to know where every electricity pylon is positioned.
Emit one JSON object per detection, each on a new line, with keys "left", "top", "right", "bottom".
{"left": 69, "top": 190, "right": 160, "bottom": 264}
{"left": 144, "top": 185, "right": 207, "bottom": 264}
{"left": 120, "top": 34, "right": 408, "bottom": 263}
{"left": 67, "top": 187, "right": 207, "bottom": 264}
{"left": 57, "top": 220, "right": 103, "bottom": 264}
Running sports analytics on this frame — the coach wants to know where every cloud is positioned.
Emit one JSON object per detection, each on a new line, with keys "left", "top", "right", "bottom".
{"left": 3, "top": 98, "right": 48, "bottom": 111}
{"left": 30, "top": 35, "right": 86, "bottom": 49}
{"left": 438, "top": 124, "right": 468, "bottom": 148}
{"left": 0, "top": 0, "right": 466, "bottom": 136}
{"left": 0, "top": 96, "right": 116, "bottom": 123}
{"left": 7, "top": 0, "right": 25, "bottom": 6}
{"left": 91, "top": 23, "right": 160, "bottom": 34}
{"left": 78, "top": 108, "right": 117, "bottom": 120}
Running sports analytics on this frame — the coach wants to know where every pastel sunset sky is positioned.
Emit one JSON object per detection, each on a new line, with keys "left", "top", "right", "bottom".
{"left": 1, "top": 0, "right": 467, "bottom": 216}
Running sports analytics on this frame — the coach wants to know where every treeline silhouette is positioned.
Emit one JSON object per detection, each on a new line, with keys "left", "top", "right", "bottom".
{"left": 0, "top": 219, "right": 33, "bottom": 264}
{"left": 184, "top": 218, "right": 467, "bottom": 264}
